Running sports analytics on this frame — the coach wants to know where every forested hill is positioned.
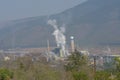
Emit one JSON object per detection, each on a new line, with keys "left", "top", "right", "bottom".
{"left": 0, "top": 0, "right": 120, "bottom": 49}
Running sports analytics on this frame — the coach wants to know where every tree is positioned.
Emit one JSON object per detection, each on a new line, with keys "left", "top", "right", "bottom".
{"left": 114, "top": 57, "right": 120, "bottom": 80}
{"left": 95, "top": 71, "right": 111, "bottom": 80}
{"left": 0, "top": 68, "right": 13, "bottom": 80}
{"left": 114, "top": 57, "right": 120, "bottom": 72}
{"left": 64, "top": 50, "right": 93, "bottom": 80}
{"left": 12, "top": 56, "right": 62, "bottom": 80}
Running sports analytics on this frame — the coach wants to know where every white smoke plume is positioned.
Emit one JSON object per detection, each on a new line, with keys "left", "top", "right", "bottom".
{"left": 47, "top": 19, "right": 66, "bottom": 48}
{"left": 47, "top": 19, "right": 58, "bottom": 30}
{"left": 80, "top": 0, "right": 88, "bottom": 4}
{"left": 60, "top": 24, "right": 66, "bottom": 33}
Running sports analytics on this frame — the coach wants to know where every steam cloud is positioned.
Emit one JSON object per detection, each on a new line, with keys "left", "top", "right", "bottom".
{"left": 80, "top": 0, "right": 88, "bottom": 4}
{"left": 48, "top": 19, "right": 66, "bottom": 48}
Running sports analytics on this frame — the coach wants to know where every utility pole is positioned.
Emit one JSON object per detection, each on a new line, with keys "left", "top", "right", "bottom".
{"left": 93, "top": 56, "right": 96, "bottom": 79}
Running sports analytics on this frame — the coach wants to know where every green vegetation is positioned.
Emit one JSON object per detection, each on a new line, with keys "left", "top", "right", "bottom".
{"left": 0, "top": 68, "right": 13, "bottom": 80}
{"left": 0, "top": 52, "right": 120, "bottom": 80}
{"left": 64, "top": 50, "right": 93, "bottom": 80}
{"left": 0, "top": 56, "right": 63, "bottom": 80}
{"left": 94, "top": 71, "right": 111, "bottom": 80}
{"left": 64, "top": 50, "right": 120, "bottom": 80}
{"left": 12, "top": 57, "right": 62, "bottom": 80}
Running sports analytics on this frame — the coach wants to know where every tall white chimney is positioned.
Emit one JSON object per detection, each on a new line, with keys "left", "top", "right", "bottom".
{"left": 70, "top": 36, "right": 75, "bottom": 52}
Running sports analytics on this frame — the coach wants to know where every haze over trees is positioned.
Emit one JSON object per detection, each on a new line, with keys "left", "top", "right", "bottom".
{"left": 0, "top": 50, "right": 120, "bottom": 80}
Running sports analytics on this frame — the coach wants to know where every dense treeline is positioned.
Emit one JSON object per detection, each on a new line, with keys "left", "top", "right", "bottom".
{"left": 0, "top": 51, "right": 120, "bottom": 80}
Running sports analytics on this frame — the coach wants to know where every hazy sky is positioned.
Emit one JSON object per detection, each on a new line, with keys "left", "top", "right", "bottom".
{"left": 0, "top": 0, "right": 86, "bottom": 21}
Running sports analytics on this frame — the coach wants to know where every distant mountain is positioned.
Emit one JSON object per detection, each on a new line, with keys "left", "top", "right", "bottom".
{"left": 0, "top": 0, "right": 120, "bottom": 49}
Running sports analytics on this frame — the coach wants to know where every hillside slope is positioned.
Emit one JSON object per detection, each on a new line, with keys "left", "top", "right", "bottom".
{"left": 0, "top": 0, "right": 120, "bottom": 49}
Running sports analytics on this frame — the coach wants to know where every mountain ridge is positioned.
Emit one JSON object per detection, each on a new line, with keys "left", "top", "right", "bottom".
{"left": 0, "top": 0, "right": 120, "bottom": 49}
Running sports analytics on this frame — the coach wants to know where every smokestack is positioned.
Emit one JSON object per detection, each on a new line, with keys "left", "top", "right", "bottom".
{"left": 47, "top": 40, "right": 50, "bottom": 53}
{"left": 70, "top": 36, "right": 75, "bottom": 52}
{"left": 46, "top": 40, "right": 50, "bottom": 62}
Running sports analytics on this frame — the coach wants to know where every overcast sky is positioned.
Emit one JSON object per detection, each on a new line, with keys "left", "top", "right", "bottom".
{"left": 0, "top": 0, "right": 87, "bottom": 22}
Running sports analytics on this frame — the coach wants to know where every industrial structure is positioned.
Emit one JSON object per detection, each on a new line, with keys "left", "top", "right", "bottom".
{"left": 47, "top": 19, "right": 70, "bottom": 60}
